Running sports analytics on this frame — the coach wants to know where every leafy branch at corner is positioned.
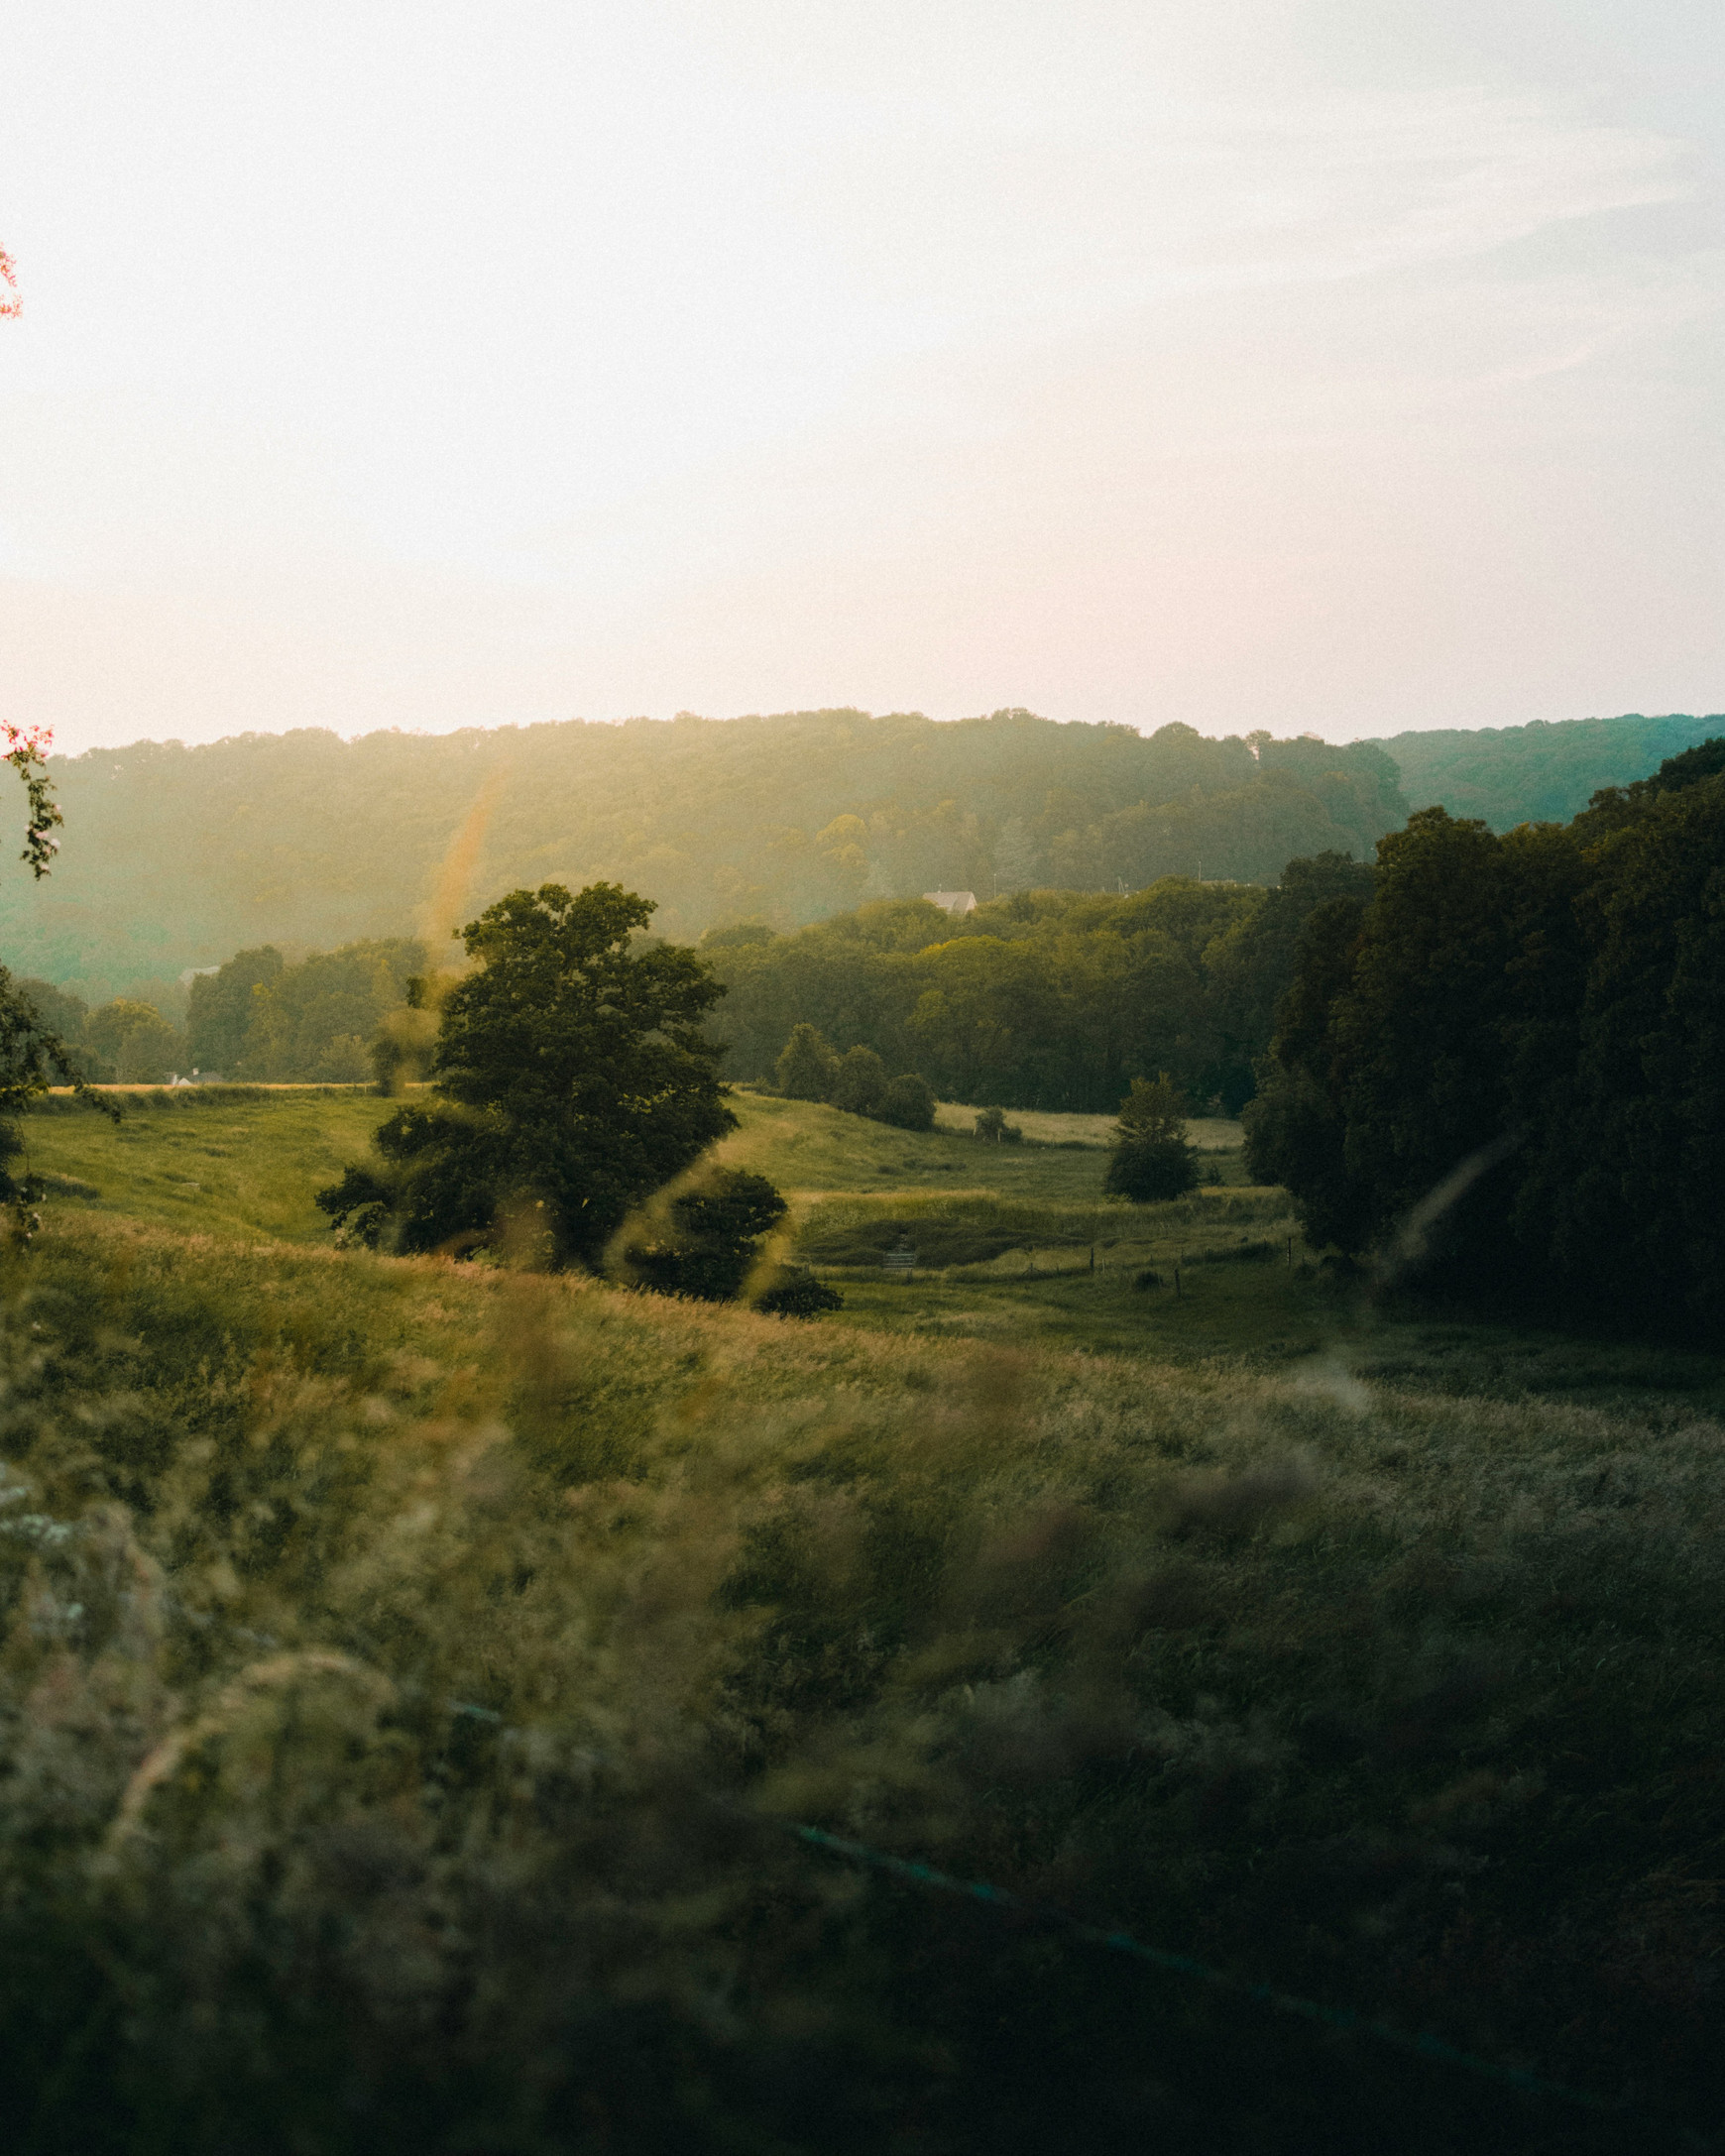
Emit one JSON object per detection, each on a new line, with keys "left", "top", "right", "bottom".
{"left": 0, "top": 721, "right": 121, "bottom": 1244}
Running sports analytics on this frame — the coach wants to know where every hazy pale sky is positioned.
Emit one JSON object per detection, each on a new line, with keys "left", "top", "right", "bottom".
{"left": 2, "top": 0, "right": 1720, "bottom": 752}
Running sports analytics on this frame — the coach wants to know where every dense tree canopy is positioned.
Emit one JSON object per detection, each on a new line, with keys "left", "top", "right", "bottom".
{"left": 1245, "top": 741, "right": 1725, "bottom": 1336}
{"left": 707, "top": 860, "right": 1372, "bottom": 1113}
{"left": 317, "top": 884, "right": 734, "bottom": 1268}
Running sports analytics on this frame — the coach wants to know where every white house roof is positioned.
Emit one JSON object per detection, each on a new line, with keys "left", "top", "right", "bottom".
{"left": 922, "top": 889, "right": 978, "bottom": 915}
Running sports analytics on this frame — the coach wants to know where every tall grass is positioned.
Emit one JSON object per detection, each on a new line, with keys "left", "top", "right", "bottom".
{"left": 0, "top": 1213, "right": 1718, "bottom": 2150}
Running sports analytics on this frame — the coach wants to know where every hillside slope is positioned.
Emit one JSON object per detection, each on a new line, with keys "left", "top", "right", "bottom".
{"left": 1373, "top": 710, "right": 1723, "bottom": 829}
{"left": 6, "top": 1187, "right": 1724, "bottom": 2149}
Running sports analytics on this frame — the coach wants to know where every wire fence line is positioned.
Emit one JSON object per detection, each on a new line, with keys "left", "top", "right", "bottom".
{"left": 22, "top": 1523, "right": 1690, "bottom": 2144}
{"left": 784, "top": 1823, "right": 1631, "bottom": 2119}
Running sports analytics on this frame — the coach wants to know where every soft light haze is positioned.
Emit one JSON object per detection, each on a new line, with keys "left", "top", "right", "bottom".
{"left": 2, "top": 0, "right": 1720, "bottom": 753}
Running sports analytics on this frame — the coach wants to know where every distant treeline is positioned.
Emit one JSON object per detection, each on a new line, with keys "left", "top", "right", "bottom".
{"left": 185, "top": 940, "right": 425, "bottom": 1081}
{"left": 19, "top": 940, "right": 424, "bottom": 1085}
{"left": 6, "top": 711, "right": 1404, "bottom": 997}
{"left": 702, "top": 857, "right": 1375, "bottom": 1114}
{"left": 41, "top": 861, "right": 1365, "bottom": 1109}
{"left": 1247, "top": 737, "right": 1725, "bottom": 1336}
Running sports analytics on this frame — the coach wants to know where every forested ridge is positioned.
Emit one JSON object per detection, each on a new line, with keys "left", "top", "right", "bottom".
{"left": 3, "top": 708, "right": 1406, "bottom": 996}
{"left": 9, "top": 705, "right": 1716, "bottom": 1006}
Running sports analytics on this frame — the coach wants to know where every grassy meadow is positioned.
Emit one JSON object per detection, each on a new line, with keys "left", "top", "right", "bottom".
{"left": 4, "top": 1084, "right": 1723, "bottom": 2151}
{"left": 21, "top": 1083, "right": 389, "bottom": 1244}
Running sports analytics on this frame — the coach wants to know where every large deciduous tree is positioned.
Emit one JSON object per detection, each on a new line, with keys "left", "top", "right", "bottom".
{"left": 1244, "top": 746, "right": 1725, "bottom": 1335}
{"left": 317, "top": 883, "right": 735, "bottom": 1267}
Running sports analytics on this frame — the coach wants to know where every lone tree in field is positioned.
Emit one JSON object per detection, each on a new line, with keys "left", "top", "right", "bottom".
{"left": 1105, "top": 1074, "right": 1197, "bottom": 1202}
{"left": 316, "top": 882, "right": 735, "bottom": 1267}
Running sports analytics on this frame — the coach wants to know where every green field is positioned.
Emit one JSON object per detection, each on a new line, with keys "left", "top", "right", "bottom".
{"left": 22, "top": 1084, "right": 391, "bottom": 1244}
{"left": 13, "top": 1084, "right": 1382, "bottom": 1377}
{"left": 25, "top": 1084, "right": 1719, "bottom": 1408}
{"left": 22, "top": 1081, "right": 1245, "bottom": 1244}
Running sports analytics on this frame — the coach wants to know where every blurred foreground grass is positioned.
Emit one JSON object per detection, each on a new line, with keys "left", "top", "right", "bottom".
{"left": 0, "top": 1242, "right": 1720, "bottom": 2148}
{"left": 5, "top": 1088, "right": 1724, "bottom": 2151}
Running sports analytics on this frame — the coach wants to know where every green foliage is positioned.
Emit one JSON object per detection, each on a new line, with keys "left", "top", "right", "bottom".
{"left": 775, "top": 1019, "right": 840, "bottom": 1099}
{"left": 0, "top": 721, "right": 63, "bottom": 878}
{"left": 0, "top": 759, "right": 119, "bottom": 1238}
{"left": 1106, "top": 1076, "right": 1199, "bottom": 1200}
{"left": 308, "top": 1159, "right": 396, "bottom": 1248}
{"left": 973, "top": 1104, "right": 1023, "bottom": 1144}
{"left": 80, "top": 996, "right": 182, "bottom": 1082}
{"left": 628, "top": 1167, "right": 788, "bottom": 1302}
{"left": 319, "top": 884, "right": 734, "bottom": 1268}
{"left": 1105, "top": 1136, "right": 1199, "bottom": 1201}
{"left": 1201, "top": 851, "right": 1378, "bottom": 1111}
{"left": 369, "top": 972, "right": 440, "bottom": 1092}
{"left": 2, "top": 978, "right": 97, "bottom": 1110}
{"left": 751, "top": 1264, "right": 845, "bottom": 1316}
{"left": 715, "top": 875, "right": 1307, "bottom": 1111}
{"left": 829, "top": 1042, "right": 887, "bottom": 1115}
{"left": 1115, "top": 1073, "right": 1188, "bottom": 1142}
{"left": 0, "top": 969, "right": 115, "bottom": 1241}
{"left": 185, "top": 938, "right": 425, "bottom": 1081}
{"left": 773, "top": 1027, "right": 935, "bottom": 1130}
{"left": 1248, "top": 747, "right": 1725, "bottom": 1335}
{"left": 14, "top": 975, "right": 88, "bottom": 1045}
{"left": 184, "top": 943, "right": 285, "bottom": 1072}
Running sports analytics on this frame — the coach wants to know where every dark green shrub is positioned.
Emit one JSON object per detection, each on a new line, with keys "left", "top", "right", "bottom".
{"left": 629, "top": 1169, "right": 788, "bottom": 1302}
{"left": 775, "top": 1022, "right": 840, "bottom": 1101}
{"left": 831, "top": 1044, "right": 887, "bottom": 1116}
{"left": 873, "top": 1073, "right": 935, "bottom": 1130}
{"left": 1106, "top": 1074, "right": 1197, "bottom": 1201}
{"left": 974, "top": 1105, "right": 1023, "bottom": 1144}
{"left": 1105, "top": 1136, "right": 1198, "bottom": 1201}
{"left": 753, "top": 1266, "right": 845, "bottom": 1317}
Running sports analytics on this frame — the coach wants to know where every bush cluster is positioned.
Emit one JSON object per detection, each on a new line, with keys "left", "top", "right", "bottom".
{"left": 773, "top": 1023, "right": 937, "bottom": 1130}
{"left": 973, "top": 1104, "right": 1023, "bottom": 1144}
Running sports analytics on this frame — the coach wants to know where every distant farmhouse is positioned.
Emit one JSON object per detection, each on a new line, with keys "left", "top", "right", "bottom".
{"left": 922, "top": 890, "right": 977, "bottom": 917}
